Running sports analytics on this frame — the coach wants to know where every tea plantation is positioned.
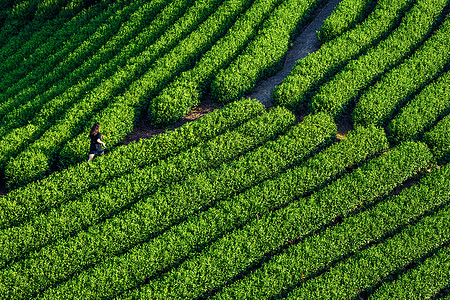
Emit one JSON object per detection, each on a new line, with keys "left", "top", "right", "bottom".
{"left": 0, "top": 0, "right": 449, "bottom": 298}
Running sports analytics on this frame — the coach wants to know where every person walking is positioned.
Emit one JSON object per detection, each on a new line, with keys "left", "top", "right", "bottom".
{"left": 88, "top": 122, "right": 106, "bottom": 165}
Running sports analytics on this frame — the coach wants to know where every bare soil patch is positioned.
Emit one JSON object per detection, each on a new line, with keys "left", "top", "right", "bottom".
{"left": 0, "top": 178, "right": 7, "bottom": 197}
{"left": 336, "top": 106, "right": 355, "bottom": 140}
{"left": 123, "top": 96, "right": 223, "bottom": 145}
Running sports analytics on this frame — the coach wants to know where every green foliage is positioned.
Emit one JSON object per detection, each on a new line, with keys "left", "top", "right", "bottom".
{"left": 0, "top": 125, "right": 38, "bottom": 171}
{"left": 0, "top": 98, "right": 264, "bottom": 229}
{"left": 3, "top": 0, "right": 228, "bottom": 187}
{"left": 4, "top": 149, "right": 49, "bottom": 188}
{"left": 148, "top": 0, "right": 285, "bottom": 125}
{"left": 370, "top": 244, "right": 450, "bottom": 300}
{"left": 60, "top": 0, "right": 254, "bottom": 167}
{"left": 0, "top": 105, "right": 293, "bottom": 277}
{"left": 288, "top": 200, "right": 450, "bottom": 299}
{"left": 0, "top": 110, "right": 332, "bottom": 299}
{"left": 311, "top": 0, "right": 447, "bottom": 118}
{"left": 210, "top": 0, "right": 321, "bottom": 104}
{"left": 0, "top": 0, "right": 116, "bottom": 90}
{"left": 423, "top": 113, "right": 450, "bottom": 164}
{"left": 0, "top": 0, "right": 198, "bottom": 169}
{"left": 1, "top": 0, "right": 448, "bottom": 298}
{"left": 217, "top": 157, "right": 450, "bottom": 299}
{"left": 0, "top": 0, "right": 142, "bottom": 125}
{"left": 271, "top": 0, "right": 415, "bottom": 111}
{"left": 9, "top": 0, "right": 41, "bottom": 25}
{"left": 6, "top": 0, "right": 102, "bottom": 25}
{"left": 317, "top": 0, "right": 375, "bottom": 43}
{"left": 353, "top": 15, "right": 450, "bottom": 127}
{"left": 388, "top": 70, "right": 450, "bottom": 143}
{"left": 126, "top": 141, "right": 431, "bottom": 299}
{"left": 39, "top": 112, "right": 334, "bottom": 299}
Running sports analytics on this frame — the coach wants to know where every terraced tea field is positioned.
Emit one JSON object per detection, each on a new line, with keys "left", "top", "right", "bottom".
{"left": 0, "top": 0, "right": 449, "bottom": 298}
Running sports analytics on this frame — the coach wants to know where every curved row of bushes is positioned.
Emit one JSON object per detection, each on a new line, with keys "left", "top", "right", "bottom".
{"left": 370, "top": 242, "right": 450, "bottom": 300}
{"left": 288, "top": 202, "right": 450, "bottom": 299}
{"left": 310, "top": 0, "right": 447, "bottom": 117}
{"left": 210, "top": 0, "right": 322, "bottom": 104}
{"left": 216, "top": 159, "right": 450, "bottom": 299}
{"left": 0, "top": 106, "right": 294, "bottom": 270}
{"left": 271, "top": 0, "right": 416, "bottom": 111}
{"left": 317, "top": 0, "right": 375, "bottom": 43}
{"left": 388, "top": 70, "right": 450, "bottom": 143}
{"left": 423, "top": 113, "right": 450, "bottom": 164}
{"left": 3, "top": 0, "right": 231, "bottom": 187}
{"left": 147, "top": 0, "right": 285, "bottom": 125}
{"left": 353, "top": 15, "right": 450, "bottom": 127}
{"left": 0, "top": 99, "right": 264, "bottom": 229}
{"left": 0, "top": 111, "right": 331, "bottom": 300}
{"left": 123, "top": 141, "right": 431, "bottom": 299}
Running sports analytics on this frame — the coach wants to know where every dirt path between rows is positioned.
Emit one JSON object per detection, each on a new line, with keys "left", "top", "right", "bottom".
{"left": 247, "top": 0, "right": 353, "bottom": 137}
{"left": 249, "top": 0, "right": 343, "bottom": 107}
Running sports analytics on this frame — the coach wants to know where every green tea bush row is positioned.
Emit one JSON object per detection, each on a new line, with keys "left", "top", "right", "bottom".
{"left": 423, "top": 113, "right": 450, "bottom": 164}
{"left": 210, "top": 0, "right": 321, "bottom": 104}
{"left": 33, "top": 0, "right": 92, "bottom": 21}
{"left": 47, "top": 123, "right": 386, "bottom": 300}
{"left": 271, "top": 0, "right": 415, "bottom": 111}
{"left": 353, "top": 15, "right": 450, "bottom": 127}
{"left": 0, "top": 0, "right": 124, "bottom": 96}
{"left": 148, "top": 0, "right": 285, "bottom": 125}
{"left": 0, "top": 112, "right": 332, "bottom": 299}
{"left": 121, "top": 141, "right": 431, "bottom": 299}
{"left": 3, "top": 0, "right": 230, "bottom": 187}
{"left": 0, "top": 0, "right": 141, "bottom": 123}
{"left": 5, "top": 0, "right": 42, "bottom": 25}
{"left": 317, "top": 0, "right": 375, "bottom": 43}
{"left": 287, "top": 204, "right": 450, "bottom": 299}
{"left": 0, "top": 98, "right": 264, "bottom": 229}
{"left": 0, "top": 0, "right": 190, "bottom": 135}
{"left": 5, "top": 0, "right": 98, "bottom": 25}
{"left": 388, "top": 71, "right": 450, "bottom": 143}
{"left": 59, "top": 0, "right": 255, "bottom": 166}
{"left": 0, "top": 125, "right": 40, "bottom": 172}
{"left": 0, "top": 106, "right": 293, "bottom": 269}
{"left": 216, "top": 161, "right": 450, "bottom": 299}
{"left": 370, "top": 244, "right": 450, "bottom": 299}
{"left": 311, "top": 0, "right": 447, "bottom": 117}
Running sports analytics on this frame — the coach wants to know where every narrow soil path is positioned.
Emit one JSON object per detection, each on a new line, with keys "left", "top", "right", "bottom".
{"left": 248, "top": 0, "right": 343, "bottom": 107}
{"left": 0, "top": 181, "right": 7, "bottom": 197}
{"left": 123, "top": 96, "right": 222, "bottom": 144}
